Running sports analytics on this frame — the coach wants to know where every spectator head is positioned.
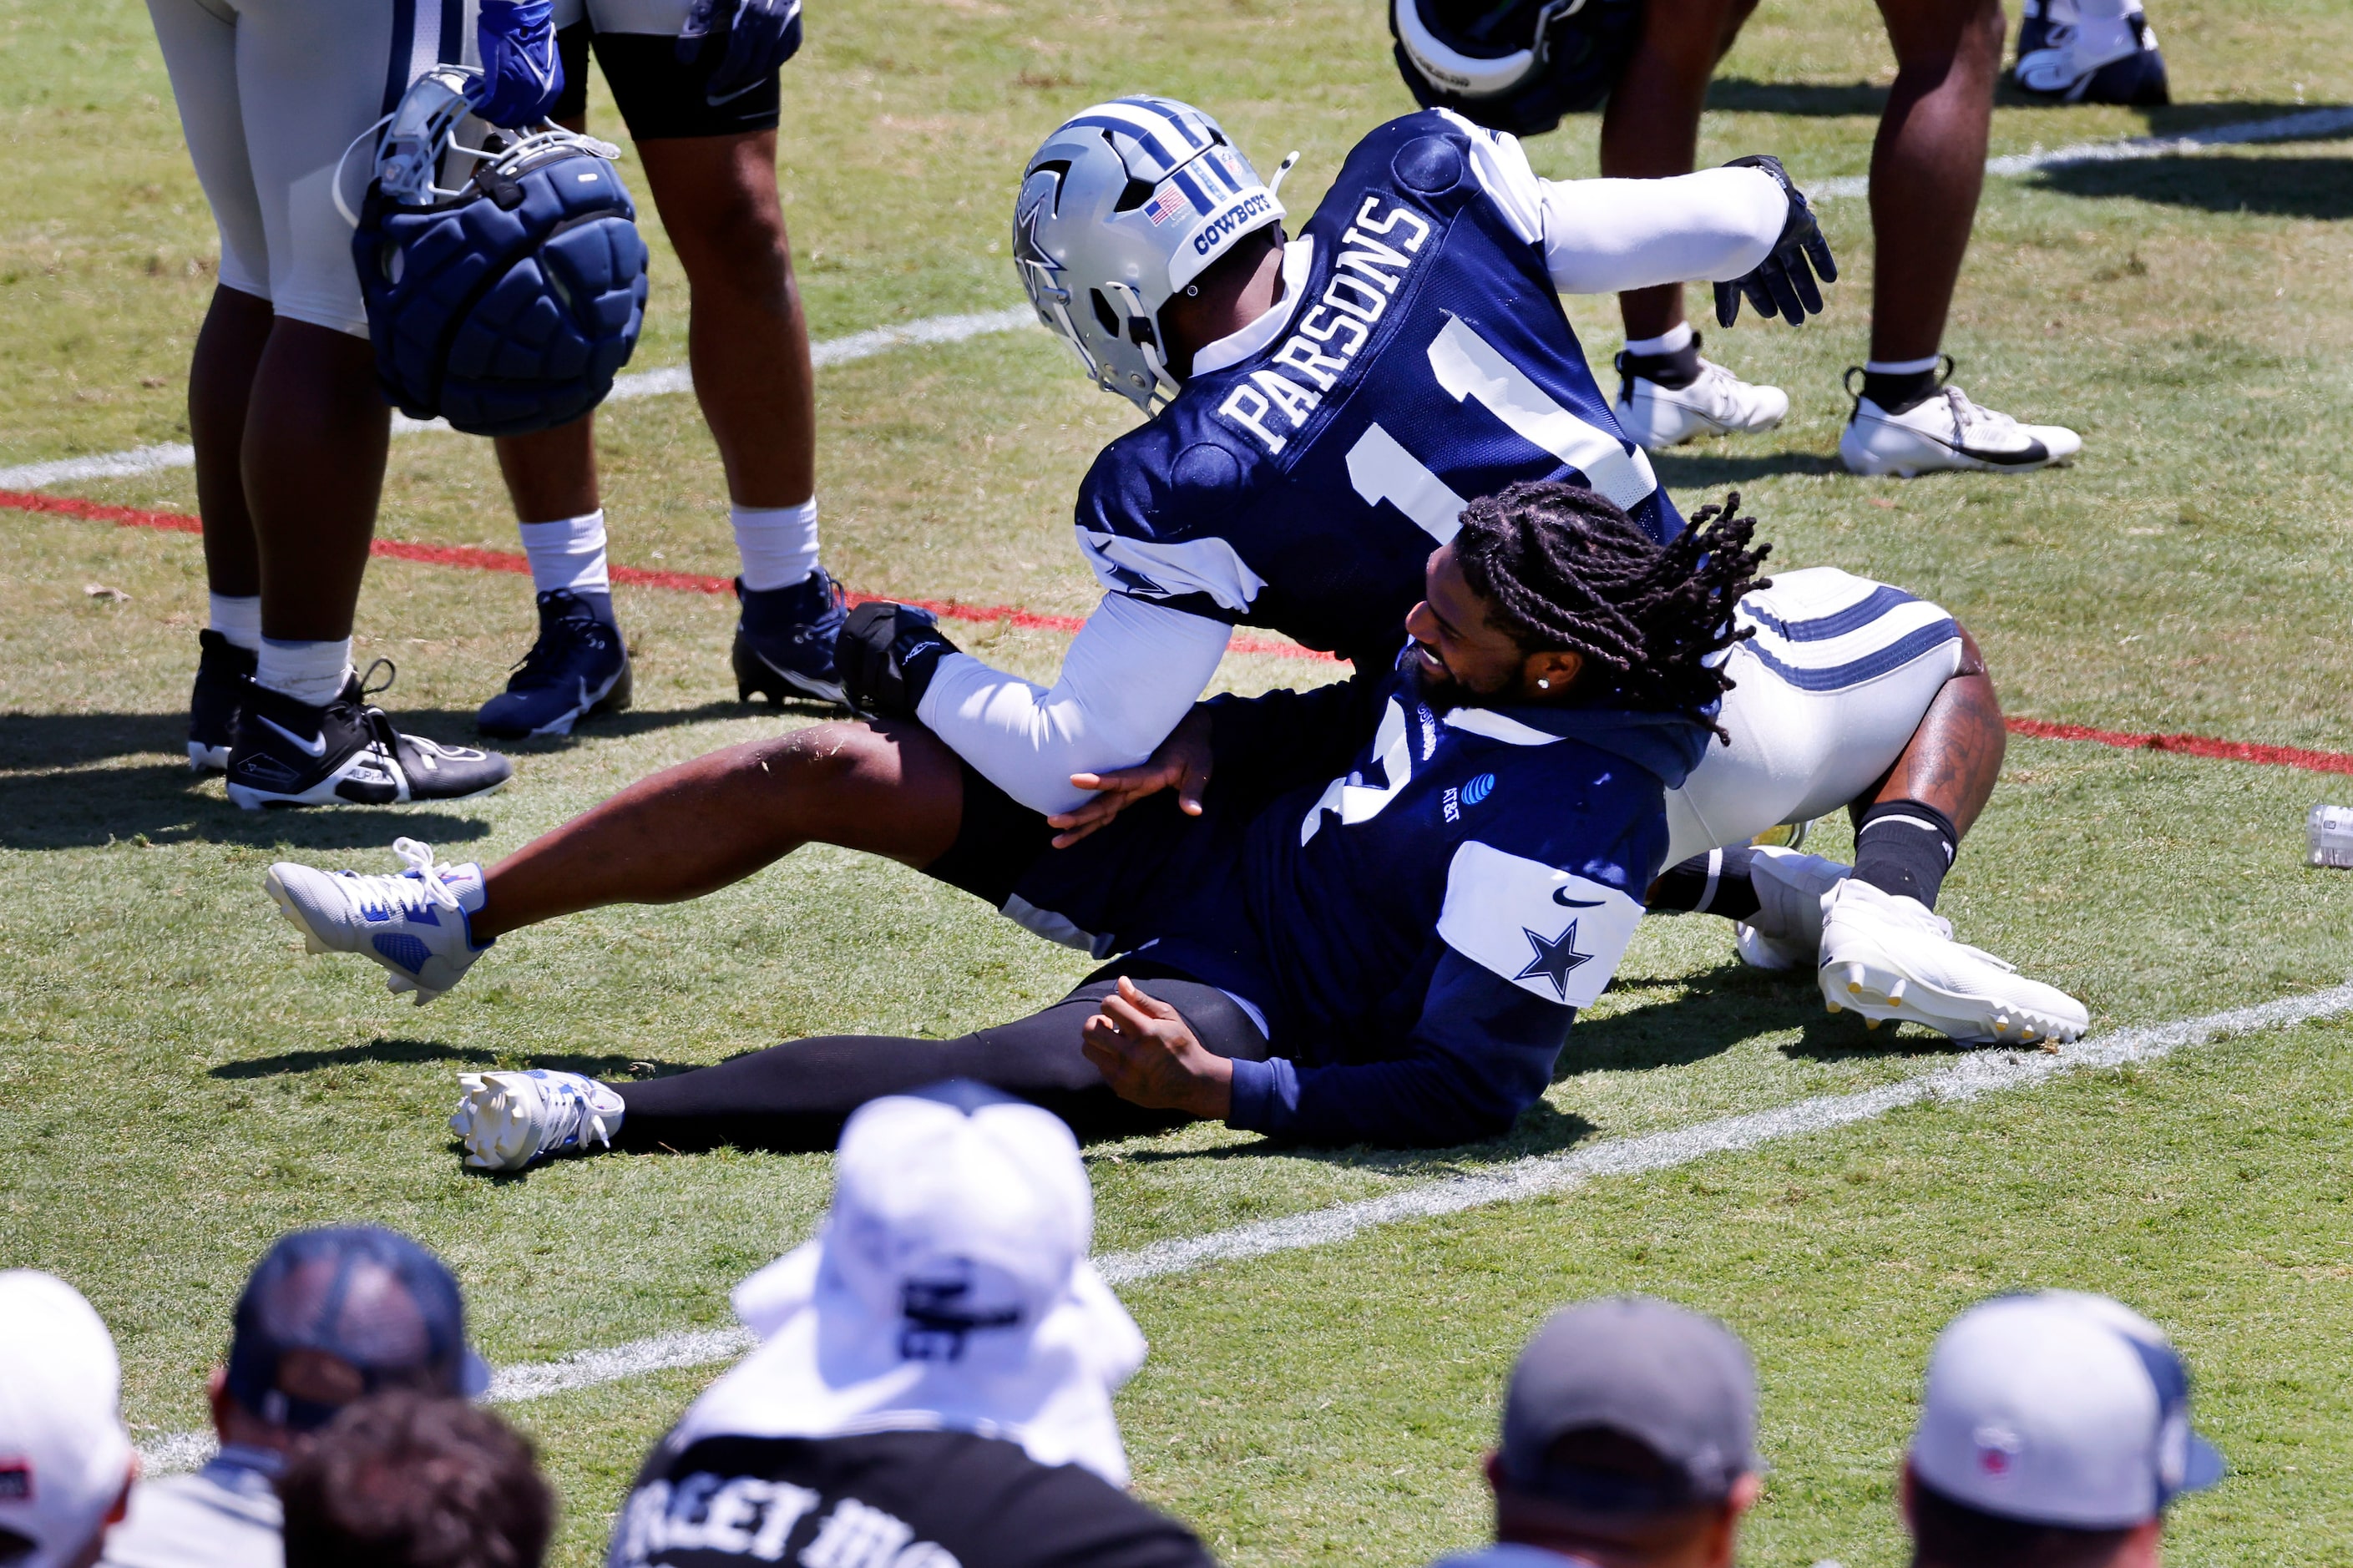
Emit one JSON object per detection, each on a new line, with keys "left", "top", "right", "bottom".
{"left": 672, "top": 1080, "right": 1147, "bottom": 1485}
{"left": 1485, "top": 1297, "right": 1763, "bottom": 1568}
{"left": 214, "top": 1227, "right": 489, "bottom": 1451}
{"left": 1903, "top": 1291, "right": 2224, "bottom": 1568}
{"left": 277, "top": 1392, "right": 552, "bottom": 1568}
{"left": 0, "top": 1272, "right": 137, "bottom": 1568}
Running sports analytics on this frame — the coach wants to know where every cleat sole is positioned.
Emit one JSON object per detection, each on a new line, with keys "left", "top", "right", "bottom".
{"left": 1817, "top": 951, "right": 2087, "bottom": 1047}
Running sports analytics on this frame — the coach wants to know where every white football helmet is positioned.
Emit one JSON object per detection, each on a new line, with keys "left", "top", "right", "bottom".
{"left": 1013, "top": 96, "right": 1288, "bottom": 414}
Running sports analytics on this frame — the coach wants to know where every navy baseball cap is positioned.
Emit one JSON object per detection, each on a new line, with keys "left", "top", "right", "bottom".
{"left": 1499, "top": 1297, "right": 1760, "bottom": 1514}
{"left": 223, "top": 1227, "right": 489, "bottom": 1432}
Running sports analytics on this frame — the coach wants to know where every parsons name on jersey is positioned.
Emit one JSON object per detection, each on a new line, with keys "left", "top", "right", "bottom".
{"left": 1074, "top": 110, "right": 1683, "bottom": 667}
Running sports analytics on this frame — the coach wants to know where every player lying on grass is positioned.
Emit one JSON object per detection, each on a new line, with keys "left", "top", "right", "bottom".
{"left": 273, "top": 484, "right": 1748, "bottom": 1163}
{"left": 267, "top": 483, "right": 2085, "bottom": 1171}
{"left": 859, "top": 94, "right": 2079, "bottom": 1040}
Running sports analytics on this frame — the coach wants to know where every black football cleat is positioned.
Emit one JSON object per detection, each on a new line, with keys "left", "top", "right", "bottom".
{"left": 226, "top": 662, "right": 513, "bottom": 810}
{"left": 188, "top": 629, "right": 257, "bottom": 772}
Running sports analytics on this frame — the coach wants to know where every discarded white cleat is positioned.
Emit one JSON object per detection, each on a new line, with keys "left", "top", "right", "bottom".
{"left": 448, "top": 1070, "right": 625, "bottom": 1172}
{"left": 1816, "top": 879, "right": 2089, "bottom": 1044}
{"left": 265, "top": 837, "right": 490, "bottom": 1005}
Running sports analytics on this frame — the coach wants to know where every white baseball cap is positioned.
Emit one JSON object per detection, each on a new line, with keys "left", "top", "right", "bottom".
{"left": 1910, "top": 1291, "right": 2224, "bottom": 1530}
{"left": 0, "top": 1272, "right": 134, "bottom": 1568}
{"left": 672, "top": 1082, "right": 1147, "bottom": 1485}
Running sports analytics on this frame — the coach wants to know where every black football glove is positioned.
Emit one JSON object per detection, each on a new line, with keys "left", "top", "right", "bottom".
{"left": 1713, "top": 154, "right": 1838, "bottom": 329}
{"left": 675, "top": 0, "right": 803, "bottom": 107}
{"left": 838, "top": 601, "right": 959, "bottom": 721}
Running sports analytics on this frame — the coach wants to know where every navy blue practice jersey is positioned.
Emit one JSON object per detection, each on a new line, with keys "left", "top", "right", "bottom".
{"left": 1007, "top": 653, "right": 1709, "bottom": 1146}
{"left": 1074, "top": 109, "right": 1684, "bottom": 666}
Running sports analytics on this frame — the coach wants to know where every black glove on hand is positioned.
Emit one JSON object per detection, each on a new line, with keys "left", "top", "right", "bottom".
{"left": 1713, "top": 154, "right": 1838, "bottom": 329}
{"left": 838, "top": 601, "right": 959, "bottom": 721}
{"left": 676, "top": 0, "right": 803, "bottom": 107}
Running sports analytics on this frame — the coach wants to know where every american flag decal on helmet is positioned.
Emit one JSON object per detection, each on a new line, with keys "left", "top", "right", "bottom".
{"left": 1144, "top": 184, "right": 1192, "bottom": 226}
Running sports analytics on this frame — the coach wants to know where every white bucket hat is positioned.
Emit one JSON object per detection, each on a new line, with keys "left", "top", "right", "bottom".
{"left": 670, "top": 1084, "right": 1147, "bottom": 1485}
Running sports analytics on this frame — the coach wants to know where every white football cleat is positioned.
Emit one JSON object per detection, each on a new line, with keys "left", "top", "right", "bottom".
{"left": 1817, "top": 878, "right": 2088, "bottom": 1044}
{"left": 265, "top": 837, "right": 490, "bottom": 1005}
{"left": 1733, "top": 845, "right": 1850, "bottom": 972}
{"left": 1841, "top": 371, "right": 2082, "bottom": 478}
{"left": 1616, "top": 355, "right": 1790, "bottom": 452}
{"left": 449, "top": 1070, "right": 625, "bottom": 1172}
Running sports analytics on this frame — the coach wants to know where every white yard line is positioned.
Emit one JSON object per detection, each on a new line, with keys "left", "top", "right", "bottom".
{"left": 0, "top": 306, "right": 1038, "bottom": 492}
{"left": 135, "top": 979, "right": 2353, "bottom": 1473}
{"left": 1811, "top": 102, "right": 2353, "bottom": 200}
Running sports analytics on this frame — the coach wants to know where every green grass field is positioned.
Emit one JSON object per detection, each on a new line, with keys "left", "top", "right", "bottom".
{"left": 5, "top": 1, "right": 2353, "bottom": 1563}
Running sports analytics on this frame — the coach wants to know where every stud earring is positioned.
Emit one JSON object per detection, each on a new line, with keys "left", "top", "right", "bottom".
{"left": 1536, "top": 678, "right": 1550, "bottom": 689}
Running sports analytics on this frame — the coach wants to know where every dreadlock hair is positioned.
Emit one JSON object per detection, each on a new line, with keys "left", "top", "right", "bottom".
{"left": 1450, "top": 480, "right": 1771, "bottom": 740}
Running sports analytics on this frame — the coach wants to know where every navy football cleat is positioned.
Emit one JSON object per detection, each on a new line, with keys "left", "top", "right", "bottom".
{"left": 226, "top": 662, "right": 513, "bottom": 810}
{"left": 188, "top": 629, "right": 256, "bottom": 772}
{"left": 2013, "top": 0, "right": 2169, "bottom": 106}
{"left": 476, "top": 589, "right": 633, "bottom": 739}
{"left": 732, "top": 565, "right": 849, "bottom": 706}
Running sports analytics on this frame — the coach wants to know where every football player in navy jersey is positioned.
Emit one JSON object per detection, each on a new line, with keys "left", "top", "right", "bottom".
{"left": 843, "top": 96, "right": 2078, "bottom": 1044}
{"left": 266, "top": 484, "right": 1763, "bottom": 1158}
{"left": 912, "top": 94, "right": 1814, "bottom": 777}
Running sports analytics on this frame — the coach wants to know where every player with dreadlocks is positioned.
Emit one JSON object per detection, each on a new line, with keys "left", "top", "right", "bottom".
{"left": 1450, "top": 483, "right": 1767, "bottom": 725}
{"left": 268, "top": 481, "right": 1818, "bottom": 1164}
{"left": 1046, "top": 475, "right": 2087, "bottom": 1055}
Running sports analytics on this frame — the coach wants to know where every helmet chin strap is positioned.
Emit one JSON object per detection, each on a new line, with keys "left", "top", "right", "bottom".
{"left": 1267, "top": 150, "right": 1302, "bottom": 199}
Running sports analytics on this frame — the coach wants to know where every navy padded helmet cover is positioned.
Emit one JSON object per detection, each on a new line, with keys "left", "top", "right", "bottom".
{"left": 355, "top": 145, "right": 650, "bottom": 438}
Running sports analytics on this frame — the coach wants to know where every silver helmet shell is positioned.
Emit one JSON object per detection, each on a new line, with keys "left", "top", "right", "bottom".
{"left": 1013, "top": 96, "right": 1284, "bottom": 414}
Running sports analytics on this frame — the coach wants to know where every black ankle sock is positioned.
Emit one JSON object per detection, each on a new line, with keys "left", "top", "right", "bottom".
{"left": 1648, "top": 844, "right": 1760, "bottom": 921}
{"left": 1860, "top": 365, "right": 1940, "bottom": 413}
{"left": 1620, "top": 333, "right": 1703, "bottom": 392}
{"left": 1852, "top": 800, "right": 1959, "bottom": 908}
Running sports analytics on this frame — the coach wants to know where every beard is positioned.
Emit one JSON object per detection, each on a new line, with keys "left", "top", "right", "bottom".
{"left": 1409, "top": 639, "right": 1488, "bottom": 711}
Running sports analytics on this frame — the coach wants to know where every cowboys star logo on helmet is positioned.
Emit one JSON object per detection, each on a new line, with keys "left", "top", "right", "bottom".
{"left": 347, "top": 67, "right": 651, "bottom": 438}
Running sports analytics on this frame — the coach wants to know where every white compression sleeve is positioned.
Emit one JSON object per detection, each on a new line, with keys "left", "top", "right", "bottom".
{"left": 1445, "top": 111, "right": 1786, "bottom": 296}
{"left": 913, "top": 593, "right": 1233, "bottom": 817}
{"left": 1537, "top": 169, "right": 1788, "bottom": 296}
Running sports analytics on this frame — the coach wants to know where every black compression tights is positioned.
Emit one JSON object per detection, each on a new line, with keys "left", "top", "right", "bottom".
{"left": 611, "top": 969, "right": 1272, "bottom": 1153}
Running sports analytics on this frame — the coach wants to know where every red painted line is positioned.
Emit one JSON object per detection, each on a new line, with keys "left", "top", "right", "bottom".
{"left": 21, "top": 486, "right": 2350, "bottom": 766}
{"left": 2003, "top": 716, "right": 2353, "bottom": 776}
{"left": 5, "top": 486, "right": 1343, "bottom": 664}
{"left": 2, "top": 488, "right": 201, "bottom": 534}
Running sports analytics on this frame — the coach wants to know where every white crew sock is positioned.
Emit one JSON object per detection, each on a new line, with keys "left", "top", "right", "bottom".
{"left": 208, "top": 593, "right": 261, "bottom": 652}
{"left": 1864, "top": 353, "right": 1942, "bottom": 377}
{"left": 1625, "top": 322, "right": 1696, "bottom": 357}
{"left": 731, "top": 499, "right": 820, "bottom": 593}
{"left": 256, "top": 637, "right": 353, "bottom": 709}
{"left": 517, "top": 509, "right": 611, "bottom": 596}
